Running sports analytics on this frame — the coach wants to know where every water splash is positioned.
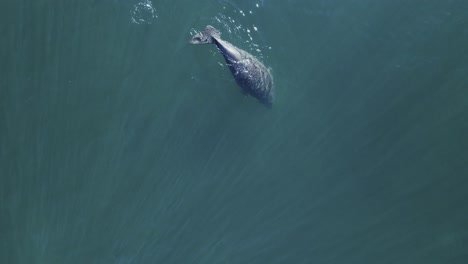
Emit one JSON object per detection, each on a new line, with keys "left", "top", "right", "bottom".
{"left": 213, "top": 11, "right": 272, "bottom": 60}
{"left": 131, "top": 0, "right": 157, "bottom": 25}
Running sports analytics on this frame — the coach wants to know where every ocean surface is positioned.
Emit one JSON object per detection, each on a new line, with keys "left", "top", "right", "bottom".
{"left": 1, "top": 0, "right": 468, "bottom": 263}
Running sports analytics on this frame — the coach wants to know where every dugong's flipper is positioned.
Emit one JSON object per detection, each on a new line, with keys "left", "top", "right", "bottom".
{"left": 189, "top": 26, "right": 221, "bottom": 44}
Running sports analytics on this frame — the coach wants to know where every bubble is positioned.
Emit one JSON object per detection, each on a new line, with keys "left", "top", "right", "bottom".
{"left": 131, "top": 0, "right": 157, "bottom": 25}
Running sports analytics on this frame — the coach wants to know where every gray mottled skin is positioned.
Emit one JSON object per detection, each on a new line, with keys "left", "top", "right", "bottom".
{"left": 189, "top": 25, "right": 274, "bottom": 107}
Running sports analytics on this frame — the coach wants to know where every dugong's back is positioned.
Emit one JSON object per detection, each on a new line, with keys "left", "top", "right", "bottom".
{"left": 228, "top": 49, "right": 274, "bottom": 107}
{"left": 190, "top": 25, "right": 274, "bottom": 107}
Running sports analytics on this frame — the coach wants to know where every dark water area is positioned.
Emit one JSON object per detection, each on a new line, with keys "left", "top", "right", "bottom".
{"left": 1, "top": 0, "right": 468, "bottom": 263}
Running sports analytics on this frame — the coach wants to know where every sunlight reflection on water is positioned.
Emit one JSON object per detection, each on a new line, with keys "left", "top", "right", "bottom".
{"left": 213, "top": 2, "right": 272, "bottom": 60}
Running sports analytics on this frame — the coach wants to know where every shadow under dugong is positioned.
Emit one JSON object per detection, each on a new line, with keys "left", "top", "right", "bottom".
{"left": 189, "top": 25, "right": 274, "bottom": 107}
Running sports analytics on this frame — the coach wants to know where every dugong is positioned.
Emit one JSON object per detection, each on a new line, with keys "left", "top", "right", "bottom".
{"left": 189, "top": 25, "right": 274, "bottom": 107}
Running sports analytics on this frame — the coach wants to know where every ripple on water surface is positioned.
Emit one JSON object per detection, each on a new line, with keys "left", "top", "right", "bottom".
{"left": 131, "top": 0, "right": 157, "bottom": 24}
{"left": 212, "top": 1, "right": 272, "bottom": 60}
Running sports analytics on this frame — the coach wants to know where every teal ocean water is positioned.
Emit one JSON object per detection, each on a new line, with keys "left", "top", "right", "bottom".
{"left": 1, "top": 0, "right": 468, "bottom": 263}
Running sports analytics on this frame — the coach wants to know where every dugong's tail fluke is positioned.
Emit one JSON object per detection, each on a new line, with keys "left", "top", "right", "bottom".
{"left": 189, "top": 25, "right": 221, "bottom": 44}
